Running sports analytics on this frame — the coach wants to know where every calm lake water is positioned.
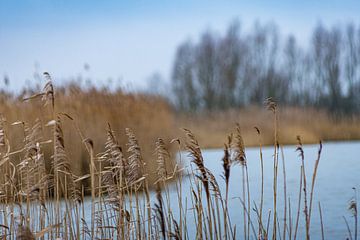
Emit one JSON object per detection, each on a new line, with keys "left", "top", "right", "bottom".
{"left": 80, "top": 141, "right": 359, "bottom": 239}
{"left": 164, "top": 141, "right": 360, "bottom": 239}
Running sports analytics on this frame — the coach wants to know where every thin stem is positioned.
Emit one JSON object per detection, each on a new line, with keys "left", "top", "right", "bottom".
{"left": 318, "top": 202, "right": 325, "bottom": 240}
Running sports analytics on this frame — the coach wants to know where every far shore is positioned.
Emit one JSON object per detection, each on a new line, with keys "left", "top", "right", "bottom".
{"left": 176, "top": 107, "right": 360, "bottom": 149}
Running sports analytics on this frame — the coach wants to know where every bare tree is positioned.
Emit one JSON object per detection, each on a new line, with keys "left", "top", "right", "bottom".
{"left": 196, "top": 31, "right": 219, "bottom": 110}
{"left": 217, "top": 20, "right": 244, "bottom": 107}
{"left": 172, "top": 40, "right": 198, "bottom": 111}
{"left": 170, "top": 20, "right": 360, "bottom": 114}
{"left": 283, "top": 35, "right": 310, "bottom": 105}
{"left": 344, "top": 23, "right": 360, "bottom": 112}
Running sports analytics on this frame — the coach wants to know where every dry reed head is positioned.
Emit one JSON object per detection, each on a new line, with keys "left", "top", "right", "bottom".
{"left": 0, "top": 114, "right": 6, "bottom": 148}
{"left": 83, "top": 138, "right": 94, "bottom": 149}
{"left": 296, "top": 135, "right": 304, "bottom": 159}
{"left": 254, "top": 126, "right": 261, "bottom": 135}
{"left": 42, "top": 72, "right": 55, "bottom": 109}
{"left": 349, "top": 188, "right": 358, "bottom": 217}
{"left": 207, "top": 169, "right": 221, "bottom": 197}
{"left": 222, "top": 141, "right": 231, "bottom": 186}
{"left": 22, "top": 72, "right": 54, "bottom": 109}
{"left": 318, "top": 140, "right": 323, "bottom": 155}
{"left": 182, "top": 128, "right": 203, "bottom": 165}
{"left": 104, "top": 124, "right": 127, "bottom": 189}
{"left": 155, "top": 138, "right": 169, "bottom": 182}
{"left": 101, "top": 124, "right": 127, "bottom": 206}
{"left": 182, "top": 128, "right": 210, "bottom": 198}
{"left": 125, "top": 128, "right": 143, "bottom": 185}
{"left": 265, "top": 97, "right": 277, "bottom": 113}
{"left": 105, "top": 124, "right": 125, "bottom": 170}
{"left": 349, "top": 199, "right": 357, "bottom": 216}
{"left": 232, "top": 123, "right": 246, "bottom": 165}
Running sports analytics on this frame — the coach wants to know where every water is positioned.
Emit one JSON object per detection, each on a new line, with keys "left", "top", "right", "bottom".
{"left": 162, "top": 141, "right": 360, "bottom": 239}
{"left": 77, "top": 141, "right": 360, "bottom": 239}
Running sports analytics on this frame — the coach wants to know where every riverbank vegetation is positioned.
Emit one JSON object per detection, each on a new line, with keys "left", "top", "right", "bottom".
{"left": 0, "top": 78, "right": 176, "bottom": 189}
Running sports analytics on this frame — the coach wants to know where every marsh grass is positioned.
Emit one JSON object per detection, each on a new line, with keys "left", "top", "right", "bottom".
{"left": 0, "top": 73, "right": 357, "bottom": 239}
{"left": 0, "top": 78, "right": 175, "bottom": 193}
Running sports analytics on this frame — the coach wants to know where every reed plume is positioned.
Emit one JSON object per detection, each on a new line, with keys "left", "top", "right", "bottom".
{"left": 155, "top": 138, "right": 169, "bottom": 183}
{"left": 222, "top": 138, "right": 231, "bottom": 195}
{"left": 232, "top": 124, "right": 246, "bottom": 165}
{"left": 102, "top": 124, "right": 126, "bottom": 205}
{"left": 125, "top": 128, "right": 143, "bottom": 185}
{"left": 183, "top": 128, "right": 210, "bottom": 198}
{"left": 23, "top": 72, "right": 54, "bottom": 109}
{"left": 349, "top": 188, "right": 358, "bottom": 240}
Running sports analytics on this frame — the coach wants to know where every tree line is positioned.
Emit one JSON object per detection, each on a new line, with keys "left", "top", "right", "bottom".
{"left": 171, "top": 20, "right": 360, "bottom": 114}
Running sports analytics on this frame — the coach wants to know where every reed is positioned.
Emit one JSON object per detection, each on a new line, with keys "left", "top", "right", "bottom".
{"left": 0, "top": 73, "right": 356, "bottom": 239}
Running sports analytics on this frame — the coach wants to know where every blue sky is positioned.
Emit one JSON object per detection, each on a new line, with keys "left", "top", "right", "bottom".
{"left": 0, "top": 0, "right": 359, "bottom": 91}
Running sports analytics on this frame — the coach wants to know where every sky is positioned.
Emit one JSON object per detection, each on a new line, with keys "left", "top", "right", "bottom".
{"left": 0, "top": 0, "right": 359, "bottom": 92}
